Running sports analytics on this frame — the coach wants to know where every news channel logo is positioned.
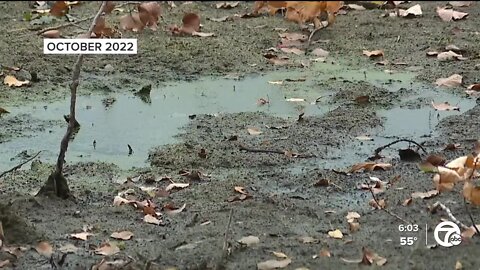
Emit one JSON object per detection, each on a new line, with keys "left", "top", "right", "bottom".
{"left": 434, "top": 221, "right": 462, "bottom": 247}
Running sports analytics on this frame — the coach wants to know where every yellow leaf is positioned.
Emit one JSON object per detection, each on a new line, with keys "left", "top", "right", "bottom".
{"left": 328, "top": 229, "right": 343, "bottom": 239}
{"left": 4, "top": 75, "right": 29, "bottom": 87}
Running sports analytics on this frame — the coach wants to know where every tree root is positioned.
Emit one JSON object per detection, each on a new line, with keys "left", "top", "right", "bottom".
{"left": 36, "top": 172, "right": 71, "bottom": 199}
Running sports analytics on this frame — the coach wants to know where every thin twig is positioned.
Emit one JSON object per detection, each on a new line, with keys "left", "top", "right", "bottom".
{"left": 365, "top": 179, "right": 411, "bottom": 224}
{"left": 0, "top": 151, "right": 42, "bottom": 179}
{"left": 37, "top": 16, "right": 94, "bottom": 35}
{"left": 215, "top": 208, "right": 234, "bottom": 270}
{"left": 432, "top": 201, "right": 469, "bottom": 230}
{"left": 463, "top": 198, "right": 480, "bottom": 235}
{"left": 223, "top": 209, "right": 234, "bottom": 253}
{"left": 373, "top": 139, "right": 428, "bottom": 157}
{"left": 54, "top": 2, "right": 107, "bottom": 178}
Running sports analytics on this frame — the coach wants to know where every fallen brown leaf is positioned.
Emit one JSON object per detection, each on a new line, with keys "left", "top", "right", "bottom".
{"left": 311, "top": 48, "right": 329, "bottom": 57}
{"left": 435, "top": 74, "right": 462, "bottom": 87}
{"left": 138, "top": 2, "right": 162, "bottom": 30}
{"left": 50, "top": 1, "right": 69, "bottom": 17}
{"left": 165, "top": 182, "right": 189, "bottom": 191}
{"left": 110, "top": 230, "right": 134, "bottom": 240}
{"left": 369, "top": 198, "right": 386, "bottom": 209}
{"left": 349, "top": 162, "right": 392, "bottom": 173}
{"left": 144, "top": 214, "right": 162, "bottom": 225}
{"left": 4, "top": 75, "right": 29, "bottom": 87}
{"left": 363, "top": 50, "right": 384, "bottom": 58}
{"left": 0, "top": 260, "right": 10, "bottom": 268}
{"left": 42, "top": 29, "right": 61, "bottom": 38}
{"left": 399, "top": 4, "right": 422, "bottom": 17}
{"left": 70, "top": 231, "right": 93, "bottom": 241}
{"left": 319, "top": 248, "right": 331, "bottom": 257}
{"left": 328, "top": 229, "right": 343, "bottom": 239}
{"left": 402, "top": 197, "right": 414, "bottom": 207}
{"left": 349, "top": 222, "right": 361, "bottom": 232}
{"left": 437, "top": 6, "right": 468, "bottom": 22}
{"left": 463, "top": 180, "right": 480, "bottom": 205}
{"left": 237, "top": 235, "right": 260, "bottom": 246}
{"left": 35, "top": 241, "right": 53, "bottom": 257}
{"left": 95, "top": 242, "right": 120, "bottom": 256}
{"left": 164, "top": 203, "right": 187, "bottom": 215}
{"left": 361, "top": 247, "right": 387, "bottom": 266}
{"left": 412, "top": 190, "right": 439, "bottom": 199}
{"left": 119, "top": 13, "right": 145, "bottom": 32}
{"left": 299, "top": 236, "right": 319, "bottom": 244}
{"left": 437, "top": 50, "right": 467, "bottom": 61}
{"left": 257, "top": 258, "right": 291, "bottom": 270}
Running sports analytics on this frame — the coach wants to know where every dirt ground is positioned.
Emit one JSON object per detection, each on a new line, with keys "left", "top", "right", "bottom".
{"left": 1, "top": 1, "right": 480, "bottom": 269}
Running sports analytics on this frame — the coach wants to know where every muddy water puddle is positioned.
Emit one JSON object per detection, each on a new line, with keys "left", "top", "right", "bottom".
{"left": 0, "top": 61, "right": 476, "bottom": 172}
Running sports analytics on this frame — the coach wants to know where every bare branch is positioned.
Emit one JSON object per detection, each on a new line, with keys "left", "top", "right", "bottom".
{"left": 432, "top": 201, "right": 469, "bottom": 230}
{"left": 54, "top": 1, "right": 107, "bottom": 177}
{"left": 0, "top": 151, "right": 42, "bottom": 179}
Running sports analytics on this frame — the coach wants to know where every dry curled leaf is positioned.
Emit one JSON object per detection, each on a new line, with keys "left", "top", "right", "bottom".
{"left": 165, "top": 182, "right": 189, "bottom": 191}
{"left": 138, "top": 2, "right": 162, "bottom": 30}
{"left": 280, "top": 47, "right": 304, "bottom": 55}
{"left": 435, "top": 74, "right": 462, "bottom": 87}
{"left": 42, "top": 29, "right": 61, "bottom": 38}
{"left": 349, "top": 162, "right": 392, "bottom": 173}
{"left": 449, "top": 1, "right": 472, "bottom": 7}
{"left": 311, "top": 48, "right": 329, "bottom": 57}
{"left": 237, "top": 235, "right": 260, "bottom": 246}
{"left": 50, "top": 1, "right": 69, "bottom": 17}
{"left": 4, "top": 75, "right": 29, "bottom": 87}
{"left": 144, "top": 214, "right": 162, "bottom": 225}
{"left": 110, "top": 230, "right": 134, "bottom": 240}
{"left": 164, "top": 203, "right": 186, "bottom": 215}
{"left": 95, "top": 242, "right": 120, "bottom": 256}
{"left": 70, "top": 232, "right": 93, "bottom": 241}
{"left": 399, "top": 4, "right": 422, "bottom": 17}
{"left": 411, "top": 190, "right": 439, "bottom": 199}
{"left": 361, "top": 247, "right": 388, "bottom": 266}
{"left": 363, "top": 50, "right": 384, "bottom": 58}
{"left": 328, "top": 229, "right": 343, "bottom": 239}
{"left": 257, "top": 258, "right": 291, "bottom": 270}
{"left": 463, "top": 181, "right": 480, "bottom": 205}
{"left": 119, "top": 13, "right": 145, "bottom": 32}
{"left": 35, "top": 241, "right": 53, "bottom": 258}
{"left": 437, "top": 50, "right": 467, "bottom": 61}
{"left": 436, "top": 7, "right": 468, "bottom": 22}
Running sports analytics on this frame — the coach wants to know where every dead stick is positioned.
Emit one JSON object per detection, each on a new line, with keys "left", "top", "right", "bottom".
{"left": 37, "top": 16, "right": 94, "bottom": 35}
{"left": 432, "top": 201, "right": 469, "bottom": 230}
{"left": 374, "top": 139, "right": 428, "bottom": 157}
{"left": 53, "top": 2, "right": 107, "bottom": 179}
{"left": 365, "top": 179, "right": 411, "bottom": 224}
{"left": 223, "top": 208, "right": 234, "bottom": 253}
{"left": 215, "top": 208, "right": 234, "bottom": 270}
{"left": 0, "top": 151, "right": 42, "bottom": 179}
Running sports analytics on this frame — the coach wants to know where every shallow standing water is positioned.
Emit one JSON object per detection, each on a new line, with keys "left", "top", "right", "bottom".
{"left": 0, "top": 61, "right": 476, "bottom": 171}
